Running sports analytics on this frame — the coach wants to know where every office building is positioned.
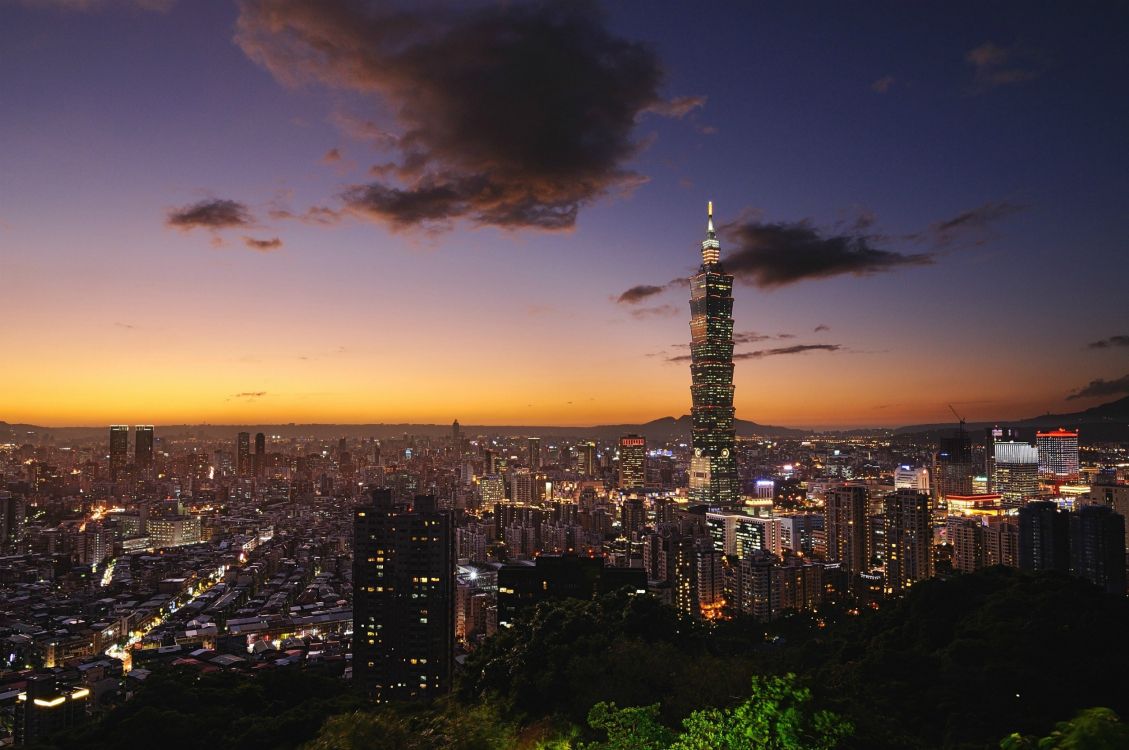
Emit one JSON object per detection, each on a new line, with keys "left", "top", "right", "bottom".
{"left": 0, "top": 491, "right": 27, "bottom": 555}
{"left": 617, "top": 434, "right": 646, "bottom": 491}
{"left": 254, "top": 432, "right": 266, "bottom": 478}
{"left": 353, "top": 490, "right": 454, "bottom": 703}
{"left": 935, "top": 430, "right": 974, "bottom": 512}
{"left": 884, "top": 490, "right": 933, "bottom": 595}
{"left": 236, "top": 431, "right": 251, "bottom": 478}
{"left": 1036, "top": 429, "right": 1080, "bottom": 481}
{"left": 527, "top": 437, "right": 542, "bottom": 471}
{"left": 1018, "top": 501, "right": 1070, "bottom": 574}
{"left": 688, "top": 203, "right": 740, "bottom": 505}
{"left": 576, "top": 442, "right": 596, "bottom": 478}
{"left": 134, "top": 425, "right": 154, "bottom": 478}
{"left": 992, "top": 441, "right": 1039, "bottom": 506}
{"left": 893, "top": 466, "right": 930, "bottom": 493}
{"left": 109, "top": 425, "right": 129, "bottom": 482}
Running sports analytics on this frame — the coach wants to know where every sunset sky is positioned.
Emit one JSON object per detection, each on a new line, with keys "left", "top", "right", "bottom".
{"left": 2, "top": 0, "right": 1127, "bottom": 429}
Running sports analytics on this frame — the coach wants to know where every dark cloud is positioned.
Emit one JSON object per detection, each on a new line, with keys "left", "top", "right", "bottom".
{"left": 814, "top": 324, "right": 830, "bottom": 333}
{"left": 618, "top": 285, "right": 665, "bottom": 304}
{"left": 322, "top": 148, "right": 342, "bottom": 164}
{"left": 232, "top": 391, "right": 267, "bottom": 399}
{"left": 929, "top": 201, "right": 1025, "bottom": 246}
{"left": 720, "top": 220, "right": 933, "bottom": 288}
{"left": 167, "top": 199, "right": 253, "bottom": 231}
{"left": 732, "top": 331, "right": 794, "bottom": 344}
{"left": 870, "top": 75, "right": 895, "bottom": 94}
{"left": 21, "top": 0, "right": 175, "bottom": 10}
{"left": 243, "top": 236, "right": 283, "bottom": 252}
{"left": 1088, "top": 335, "right": 1129, "bottom": 350}
{"left": 966, "top": 42, "right": 1038, "bottom": 91}
{"left": 734, "top": 344, "right": 841, "bottom": 360}
{"left": 1067, "top": 374, "right": 1129, "bottom": 400}
{"left": 237, "top": 0, "right": 688, "bottom": 230}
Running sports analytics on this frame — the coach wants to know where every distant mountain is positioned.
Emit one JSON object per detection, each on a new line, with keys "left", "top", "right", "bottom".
{"left": 893, "top": 396, "right": 1129, "bottom": 443}
{"left": 587, "top": 415, "right": 808, "bottom": 441}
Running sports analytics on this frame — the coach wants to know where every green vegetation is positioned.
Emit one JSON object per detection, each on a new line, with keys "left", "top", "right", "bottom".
{"left": 32, "top": 568, "right": 1129, "bottom": 749}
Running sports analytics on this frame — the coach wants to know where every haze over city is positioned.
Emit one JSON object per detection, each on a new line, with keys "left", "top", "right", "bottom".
{"left": 3, "top": 1, "right": 1127, "bottom": 429}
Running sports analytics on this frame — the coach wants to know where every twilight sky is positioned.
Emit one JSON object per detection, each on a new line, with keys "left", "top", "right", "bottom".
{"left": 2, "top": 0, "right": 1128, "bottom": 429}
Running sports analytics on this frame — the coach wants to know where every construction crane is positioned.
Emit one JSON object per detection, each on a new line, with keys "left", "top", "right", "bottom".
{"left": 948, "top": 403, "right": 966, "bottom": 432}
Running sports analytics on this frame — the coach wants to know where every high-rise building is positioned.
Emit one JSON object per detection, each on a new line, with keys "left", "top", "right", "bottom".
{"left": 688, "top": 203, "right": 739, "bottom": 506}
{"left": 109, "top": 425, "right": 129, "bottom": 481}
{"left": 826, "top": 486, "right": 870, "bottom": 578}
{"left": 479, "top": 475, "right": 504, "bottom": 507}
{"left": 884, "top": 490, "right": 933, "bottom": 595}
{"left": 1069, "top": 504, "right": 1126, "bottom": 594}
{"left": 984, "top": 426, "right": 1019, "bottom": 490}
{"left": 0, "top": 491, "right": 27, "bottom": 555}
{"left": 1018, "top": 500, "right": 1070, "bottom": 574}
{"left": 510, "top": 468, "right": 533, "bottom": 504}
{"left": 576, "top": 442, "right": 596, "bottom": 478}
{"left": 946, "top": 516, "right": 985, "bottom": 573}
{"left": 134, "top": 425, "right": 154, "bottom": 478}
{"left": 451, "top": 420, "right": 460, "bottom": 449}
{"left": 353, "top": 490, "right": 454, "bottom": 703}
{"left": 935, "top": 430, "right": 973, "bottom": 514}
{"left": 254, "top": 432, "right": 266, "bottom": 478}
{"left": 617, "top": 434, "right": 646, "bottom": 491}
{"left": 527, "top": 437, "right": 542, "bottom": 472}
{"left": 991, "top": 441, "right": 1039, "bottom": 506}
{"left": 14, "top": 674, "right": 89, "bottom": 746}
{"left": 1036, "top": 429, "right": 1080, "bottom": 481}
{"left": 893, "top": 466, "right": 930, "bottom": 493}
{"left": 236, "top": 431, "right": 251, "bottom": 478}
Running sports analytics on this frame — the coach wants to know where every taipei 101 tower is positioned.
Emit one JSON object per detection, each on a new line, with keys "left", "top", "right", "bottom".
{"left": 688, "top": 202, "right": 740, "bottom": 505}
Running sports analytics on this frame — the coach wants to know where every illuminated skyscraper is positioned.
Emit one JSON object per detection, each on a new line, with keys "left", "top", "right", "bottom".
{"left": 1036, "top": 428, "right": 1080, "bottom": 481}
{"left": 826, "top": 486, "right": 870, "bottom": 578}
{"left": 617, "top": 434, "right": 646, "bottom": 491}
{"left": 108, "top": 425, "right": 129, "bottom": 482}
{"left": 884, "top": 489, "right": 934, "bottom": 595}
{"left": 134, "top": 425, "right": 154, "bottom": 478}
{"left": 991, "top": 441, "right": 1039, "bottom": 506}
{"left": 576, "top": 442, "right": 596, "bottom": 478}
{"left": 688, "top": 203, "right": 739, "bottom": 505}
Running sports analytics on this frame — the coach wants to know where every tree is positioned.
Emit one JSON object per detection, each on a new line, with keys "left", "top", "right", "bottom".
{"left": 1000, "top": 707, "right": 1129, "bottom": 750}
{"left": 584, "top": 702, "right": 676, "bottom": 750}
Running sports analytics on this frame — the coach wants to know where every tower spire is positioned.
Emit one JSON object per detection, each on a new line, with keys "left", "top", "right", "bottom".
{"left": 701, "top": 200, "right": 720, "bottom": 265}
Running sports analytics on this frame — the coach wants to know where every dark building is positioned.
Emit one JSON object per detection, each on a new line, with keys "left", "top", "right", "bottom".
{"left": 254, "top": 432, "right": 266, "bottom": 478}
{"left": 496, "top": 554, "right": 647, "bottom": 627}
{"left": 884, "top": 489, "right": 933, "bottom": 595}
{"left": 935, "top": 429, "right": 974, "bottom": 514}
{"left": 527, "top": 437, "right": 542, "bottom": 472}
{"left": 134, "top": 425, "right": 154, "bottom": 478}
{"left": 353, "top": 490, "right": 453, "bottom": 703}
{"left": 826, "top": 486, "right": 870, "bottom": 579}
{"left": 236, "top": 431, "right": 251, "bottom": 478}
{"left": 14, "top": 674, "right": 89, "bottom": 746}
{"left": 1070, "top": 504, "right": 1126, "bottom": 594}
{"left": 0, "top": 491, "right": 27, "bottom": 555}
{"left": 108, "top": 425, "right": 129, "bottom": 481}
{"left": 1018, "top": 501, "right": 1071, "bottom": 574}
{"left": 688, "top": 202, "right": 739, "bottom": 505}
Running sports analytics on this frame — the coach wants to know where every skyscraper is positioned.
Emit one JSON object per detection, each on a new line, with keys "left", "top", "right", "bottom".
{"left": 254, "top": 432, "right": 266, "bottom": 478}
{"left": 236, "top": 431, "right": 251, "bottom": 478}
{"left": 825, "top": 486, "right": 870, "bottom": 578}
{"left": 688, "top": 203, "right": 739, "bottom": 506}
{"left": 1069, "top": 504, "right": 1125, "bottom": 594}
{"left": 108, "top": 425, "right": 129, "bottom": 482}
{"left": 1036, "top": 428, "right": 1080, "bottom": 481}
{"left": 1018, "top": 500, "right": 1070, "bottom": 574}
{"left": 617, "top": 434, "right": 646, "bottom": 492}
{"left": 991, "top": 441, "right": 1039, "bottom": 506}
{"left": 353, "top": 490, "right": 454, "bottom": 703}
{"left": 576, "top": 442, "right": 596, "bottom": 478}
{"left": 134, "top": 425, "right": 154, "bottom": 478}
{"left": 884, "top": 489, "right": 934, "bottom": 595}
{"left": 935, "top": 430, "right": 974, "bottom": 514}
{"left": 527, "top": 437, "right": 542, "bottom": 472}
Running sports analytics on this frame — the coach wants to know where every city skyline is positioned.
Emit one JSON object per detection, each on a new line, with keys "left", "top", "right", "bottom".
{"left": 3, "top": 1, "right": 1129, "bottom": 430}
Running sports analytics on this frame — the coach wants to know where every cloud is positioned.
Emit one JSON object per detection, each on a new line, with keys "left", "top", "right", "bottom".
{"left": 1067, "top": 374, "right": 1129, "bottom": 401}
{"left": 617, "top": 284, "right": 666, "bottom": 304}
{"left": 236, "top": 0, "right": 685, "bottom": 231}
{"left": 322, "top": 148, "right": 342, "bottom": 164}
{"left": 966, "top": 42, "right": 1038, "bottom": 91}
{"left": 644, "top": 95, "right": 706, "bottom": 118}
{"left": 734, "top": 344, "right": 841, "bottom": 360}
{"left": 928, "top": 201, "right": 1024, "bottom": 246}
{"left": 243, "top": 236, "right": 283, "bottom": 252}
{"left": 269, "top": 205, "right": 342, "bottom": 226}
{"left": 732, "top": 331, "right": 795, "bottom": 345}
{"left": 231, "top": 391, "right": 268, "bottom": 400}
{"left": 167, "top": 199, "right": 253, "bottom": 231}
{"left": 720, "top": 220, "right": 933, "bottom": 288}
{"left": 814, "top": 324, "right": 830, "bottom": 333}
{"left": 1087, "top": 335, "right": 1129, "bottom": 350}
{"left": 20, "top": 0, "right": 175, "bottom": 10}
{"left": 631, "top": 305, "right": 679, "bottom": 319}
{"left": 870, "top": 75, "right": 895, "bottom": 94}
